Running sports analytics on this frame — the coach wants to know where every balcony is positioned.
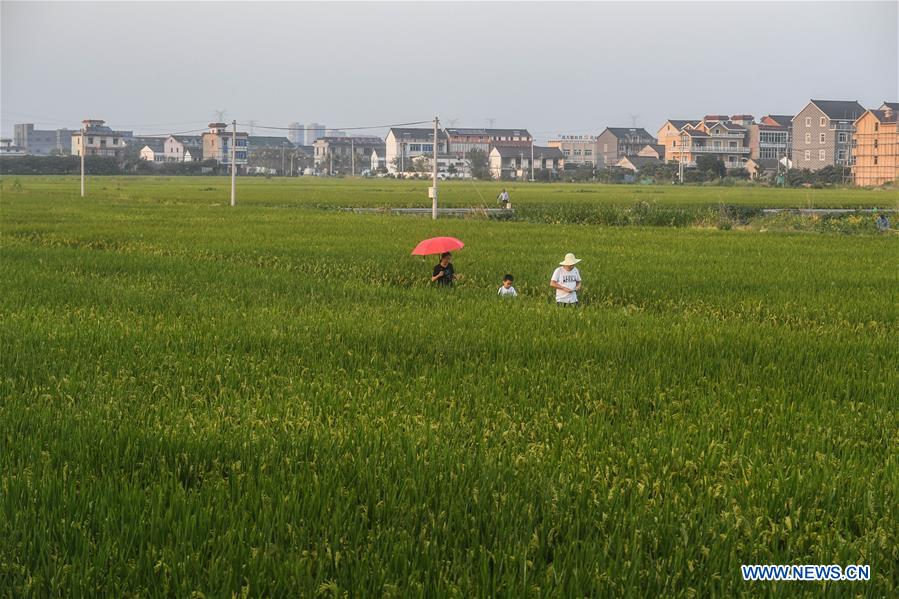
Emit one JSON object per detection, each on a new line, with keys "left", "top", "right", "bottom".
{"left": 684, "top": 146, "right": 750, "bottom": 154}
{"left": 707, "top": 132, "right": 746, "bottom": 138}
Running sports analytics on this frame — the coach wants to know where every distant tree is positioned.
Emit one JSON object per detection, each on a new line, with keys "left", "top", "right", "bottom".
{"left": 638, "top": 162, "right": 679, "bottom": 183}
{"left": 411, "top": 155, "right": 430, "bottom": 174}
{"left": 696, "top": 155, "right": 726, "bottom": 179}
{"left": 464, "top": 148, "right": 490, "bottom": 179}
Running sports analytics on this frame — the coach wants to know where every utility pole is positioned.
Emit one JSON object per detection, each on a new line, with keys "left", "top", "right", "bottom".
{"left": 329, "top": 151, "right": 333, "bottom": 176}
{"left": 230, "top": 120, "right": 237, "bottom": 207}
{"left": 351, "top": 138, "right": 355, "bottom": 176}
{"left": 290, "top": 152, "right": 295, "bottom": 177}
{"left": 80, "top": 122, "right": 85, "bottom": 197}
{"left": 678, "top": 131, "right": 685, "bottom": 184}
{"left": 431, "top": 116, "right": 439, "bottom": 220}
{"left": 530, "top": 140, "right": 534, "bottom": 181}
{"left": 281, "top": 146, "right": 285, "bottom": 176}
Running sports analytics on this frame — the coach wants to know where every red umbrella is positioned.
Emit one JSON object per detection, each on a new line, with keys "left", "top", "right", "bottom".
{"left": 411, "top": 236, "right": 465, "bottom": 256}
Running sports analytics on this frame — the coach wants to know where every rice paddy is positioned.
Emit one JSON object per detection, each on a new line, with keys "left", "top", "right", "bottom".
{"left": 1, "top": 176, "right": 896, "bottom": 597}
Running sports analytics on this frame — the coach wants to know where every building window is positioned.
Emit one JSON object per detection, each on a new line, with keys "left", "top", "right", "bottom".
{"left": 874, "top": 139, "right": 878, "bottom": 149}
{"left": 563, "top": 149, "right": 570, "bottom": 156}
{"left": 837, "top": 150, "right": 845, "bottom": 161}
{"left": 804, "top": 150, "right": 811, "bottom": 160}
{"left": 805, "top": 117, "right": 811, "bottom": 127}
{"left": 574, "top": 149, "right": 581, "bottom": 155}
{"left": 874, "top": 122, "right": 879, "bottom": 132}
{"left": 818, "top": 149, "right": 825, "bottom": 161}
{"left": 838, "top": 132, "right": 847, "bottom": 143}
{"left": 820, "top": 117, "right": 826, "bottom": 127}
{"left": 819, "top": 132, "right": 825, "bottom": 144}
{"left": 602, "top": 143, "right": 608, "bottom": 152}
{"left": 584, "top": 149, "right": 592, "bottom": 156}
{"left": 874, "top": 156, "right": 878, "bottom": 165}
{"left": 88, "top": 137, "right": 94, "bottom": 144}
{"left": 805, "top": 133, "right": 810, "bottom": 144}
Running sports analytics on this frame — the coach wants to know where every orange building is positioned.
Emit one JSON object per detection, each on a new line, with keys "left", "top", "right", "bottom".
{"left": 852, "top": 102, "right": 898, "bottom": 187}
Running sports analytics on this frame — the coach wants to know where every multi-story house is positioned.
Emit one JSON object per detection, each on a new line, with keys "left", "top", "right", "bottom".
{"left": 1, "top": 138, "right": 26, "bottom": 155}
{"left": 139, "top": 140, "right": 167, "bottom": 163}
{"left": 444, "top": 128, "right": 533, "bottom": 157}
{"left": 489, "top": 145, "right": 564, "bottom": 179}
{"left": 164, "top": 135, "right": 203, "bottom": 162}
{"left": 656, "top": 120, "right": 700, "bottom": 162}
{"left": 71, "top": 120, "right": 131, "bottom": 157}
{"left": 385, "top": 128, "right": 449, "bottom": 174}
{"left": 662, "top": 116, "right": 751, "bottom": 169}
{"left": 547, "top": 135, "right": 597, "bottom": 167}
{"left": 749, "top": 115, "right": 792, "bottom": 161}
{"left": 313, "top": 136, "right": 386, "bottom": 174}
{"left": 852, "top": 101, "right": 898, "bottom": 187}
{"left": 595, "top": 127, "right": 656, "bottom": 167}
{"left": 202, "top": 122, "right": 248, "bottom": 169}
{"left": 791, "top": 100, "right": 864, "bottom": 171}
{"left": 14, "top": 124, "right": 74, "bottom": 155}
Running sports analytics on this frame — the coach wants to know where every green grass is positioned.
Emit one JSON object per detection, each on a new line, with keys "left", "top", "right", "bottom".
{"left": 2, "top": 174, "right": 897, "bottom": 210}
{"left": 1, "top": 179, "right": 897, "bottom": 597}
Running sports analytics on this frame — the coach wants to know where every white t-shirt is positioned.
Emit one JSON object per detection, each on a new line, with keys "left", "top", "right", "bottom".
{"left": 498, "top": 285, "right": 518, "bottom": 297}
{"left": 551, "top": 266, "right": 581, "bottom": 303}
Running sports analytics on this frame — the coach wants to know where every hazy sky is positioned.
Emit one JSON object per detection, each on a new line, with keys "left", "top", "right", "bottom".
{"left": 2, "top": 1, "right": 896, "bottom": 142}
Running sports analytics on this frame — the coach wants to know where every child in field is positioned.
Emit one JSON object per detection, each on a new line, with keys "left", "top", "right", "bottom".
{"left": 498, "top": 274, "right": 518, "bottom": 297}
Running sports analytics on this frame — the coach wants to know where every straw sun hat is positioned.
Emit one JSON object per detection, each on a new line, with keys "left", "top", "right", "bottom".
{"left": 559, "top": 253, "right": 582, "bottom": 266}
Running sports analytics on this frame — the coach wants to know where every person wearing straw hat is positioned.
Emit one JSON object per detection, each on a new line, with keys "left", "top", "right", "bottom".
{"left": 550, "top": 253, "right": 582, "bottom": 306}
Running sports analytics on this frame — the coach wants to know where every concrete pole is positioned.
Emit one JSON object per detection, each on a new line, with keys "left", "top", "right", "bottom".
{"left": 530, "top": 140, "right": 534, "bottom": 181}
{"left": 351, "top": 138, "right": 355, "bottom": 176}
{"left": 432, "top": 116, "right": 439, "bottom": 220}
{"left": 231, "top": 120, "right": 237, "bottom": 207}
{"left": 80, "top": 124, "right": 85, "bottom": 197}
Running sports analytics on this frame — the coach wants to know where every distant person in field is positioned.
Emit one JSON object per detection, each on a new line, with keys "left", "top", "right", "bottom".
{"left": 875, "top": 211, "right": 890, "bottom": 232}
{"left": 497, "top": 188, "right": 510, "bottom": 209}
{"left": 498, "top": 274, "right": 518, "bottom": 297}
{"left": 431, "top": 252, "right": 457, "bottom": 287}
{"left": 550, "top": 253, "right": 582, "bottom": 306}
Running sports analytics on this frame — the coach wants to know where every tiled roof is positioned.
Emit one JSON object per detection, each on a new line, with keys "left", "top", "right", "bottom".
{"left": 388, "top": 128, "right": 448, "bottom": 140}
{"left": 602, "top": 127, "right": 654, "bottom": 139}
{"left": 809, "top": 99, "right": 864, "bottom": 120}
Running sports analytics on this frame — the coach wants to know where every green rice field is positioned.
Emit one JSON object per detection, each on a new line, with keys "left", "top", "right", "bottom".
{"left": 1, "top": 176, "right": 897, "bottom": 596}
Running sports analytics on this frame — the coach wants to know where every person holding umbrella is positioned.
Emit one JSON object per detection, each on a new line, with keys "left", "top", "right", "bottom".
{"left": 431, "top": 252, "right": 457, "bottom": 286}
{"left": 411, "top": 236, "right": 465, "bottom": 287}
{"left": 550, "top": 252, "right": 582, "bottom": 306}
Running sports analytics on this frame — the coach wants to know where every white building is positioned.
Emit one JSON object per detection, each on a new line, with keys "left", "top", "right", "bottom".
{"left": 139, "top": 140, "right": 166, "bottom": 163}
{"left": 164, "top": 135, "right": 203, "bottom": 162}
{"left": 384, "top": 127, "right": 449, "bottom": 174}
{"left": 71, "top": 119, "right": 129, "bottom": 157}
